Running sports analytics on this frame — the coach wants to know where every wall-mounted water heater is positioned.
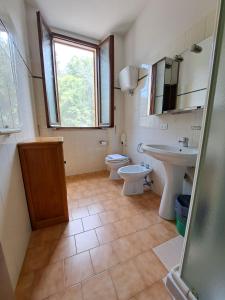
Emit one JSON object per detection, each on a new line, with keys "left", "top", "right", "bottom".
{"left": 119, "top": 66, "right": 139, "bottom": 95}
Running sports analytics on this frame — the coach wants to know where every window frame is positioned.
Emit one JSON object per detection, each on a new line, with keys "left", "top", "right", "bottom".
{"left": 98, "top": 35, "right": 114, "bottom": 128}
{"left": 37, "top": 12, "right": 61, "bottom": 127}
{"left": 37, "top": 12, "right": 114, "bottom": 130}
{"left": 52, "top": 33, "right": 99, "bottom": 128}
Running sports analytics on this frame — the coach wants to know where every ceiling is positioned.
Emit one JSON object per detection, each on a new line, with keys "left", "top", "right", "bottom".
{"left": 26, "top": 0, "right": 148, "bottom": 40}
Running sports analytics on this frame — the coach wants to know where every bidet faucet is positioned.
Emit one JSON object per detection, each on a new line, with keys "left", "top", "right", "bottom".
{"left": 178, "top": 137, "right": 189, "bottom": 147}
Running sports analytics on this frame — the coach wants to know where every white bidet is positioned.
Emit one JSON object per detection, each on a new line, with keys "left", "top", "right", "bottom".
{"left": 118, "top": 164, "right": 152, "bottom": 196}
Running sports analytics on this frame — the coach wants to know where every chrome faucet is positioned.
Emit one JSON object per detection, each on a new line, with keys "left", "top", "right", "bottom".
{"left": 178, "top": 137, "right": 189, "bottom": 147}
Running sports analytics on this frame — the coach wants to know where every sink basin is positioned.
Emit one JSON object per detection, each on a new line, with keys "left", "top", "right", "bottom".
{"left": 143, "top": 144, "right": 198, "bottom": 167}
{"left": 143, "top": 144, "right": 198, "bottom": 220}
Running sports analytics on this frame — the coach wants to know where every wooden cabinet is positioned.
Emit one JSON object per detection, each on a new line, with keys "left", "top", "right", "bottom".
{"left": 18, "top": 137, "right": 69, "bottom": 230}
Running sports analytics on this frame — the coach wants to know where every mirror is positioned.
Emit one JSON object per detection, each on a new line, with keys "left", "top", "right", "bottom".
{"left": 176, "top": 36, "right": 213, "bottom": 111}
{"left": 148, "top": 57, "right": 179, "bottom": 115}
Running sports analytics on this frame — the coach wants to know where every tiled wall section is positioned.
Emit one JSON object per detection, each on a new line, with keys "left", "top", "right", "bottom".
{"left": 124, "top": 0, "right": 218, "bottom": 195}
{"left": 26, "top": 4, "right": 125, "bottom": 176}
{"left": 0, "top": 0, "right": 37, "bottom": 289}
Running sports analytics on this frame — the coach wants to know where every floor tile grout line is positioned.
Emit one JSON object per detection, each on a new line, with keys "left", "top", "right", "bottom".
{"left": 62, "top": 256, "right": 67, "bottom": 296}
{"left": 80, "top": 217, "right": 85, "bottom": 232}
{"left": 93, "top": 227, "right": 100, "bottom": 248}
{"left": 80, "top": 217, "right": 84, "bottom": 233}
{"left": 131, "top": 278, "right": 168, "bottom": 299}
{"left": 88, "top": 249, "right": 96, "bottom": 277}
{"left": 108, "top": 267, "right": 120, "bottom": 300}
{"left": 80, "top": 279, "right": 85, "bottom": 300}
{"left": 107, "top": 250, "right": 168, "bottom": 299}
{"left": 94, "top": 227, "right": 101, "bottom": 246}
{"left": 81, "top": 213, "right": 103, "bottom": 231}
{"left": 75, "top": 230, "right": 100, "bottom": 254}
{"left": 73, "top": 233, "right": 78, "bottom": 255}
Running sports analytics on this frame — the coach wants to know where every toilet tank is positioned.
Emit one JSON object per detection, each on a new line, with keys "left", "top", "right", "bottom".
{"left": 119, "top": 66, "right": 139, "bottom": 94}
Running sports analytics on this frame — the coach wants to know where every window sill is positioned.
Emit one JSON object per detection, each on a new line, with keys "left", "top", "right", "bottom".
{"left": 48, "top": 126, "right": 114, "bottom": 130}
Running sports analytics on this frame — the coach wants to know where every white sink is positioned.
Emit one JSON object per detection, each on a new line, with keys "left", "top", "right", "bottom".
{"left": 143, "top": 144, "right": 198, "bottom": 220}
{"left": 143, "top": 144, "right": 198, "bottom": 166}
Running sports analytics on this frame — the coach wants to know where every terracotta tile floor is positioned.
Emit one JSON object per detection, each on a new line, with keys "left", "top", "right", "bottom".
{"left": 15, "top": 171, "right": 177, "bottom": 300}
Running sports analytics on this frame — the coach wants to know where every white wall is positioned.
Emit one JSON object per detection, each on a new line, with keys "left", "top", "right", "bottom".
{"left": 0, "top": 0, "right": 37, "bottom": 289}
{"left": 124, "top": 0, "right": 218, "bottom": 195}
{"left": 26, "top": 4, "right": 125, "bottom": 176}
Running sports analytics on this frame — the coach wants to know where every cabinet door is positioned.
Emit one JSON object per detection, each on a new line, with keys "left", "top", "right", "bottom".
{"left": 19, "top": 142, "right": 68, "bottom": 229}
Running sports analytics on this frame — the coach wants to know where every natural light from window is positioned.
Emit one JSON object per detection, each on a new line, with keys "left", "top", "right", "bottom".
{"left": 54, "top": 41, "right": 96, "bottom": 127}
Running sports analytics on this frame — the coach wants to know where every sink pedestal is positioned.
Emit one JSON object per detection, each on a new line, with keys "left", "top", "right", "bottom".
{"left": 159, "top": 162, "right": 186, "bottom": 220}
{"left": 142, "top": 144, "right": 197, "bottom": 220}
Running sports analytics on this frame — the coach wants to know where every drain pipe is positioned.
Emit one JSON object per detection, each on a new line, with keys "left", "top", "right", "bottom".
{"left": 144, "top": 175, "right": 153, "bottom": 189}
{"left": 142, "top": 163, "right": 153, "bottom": 190}
{"left": 137, "top": 144, "right": 153, "bottom": 190}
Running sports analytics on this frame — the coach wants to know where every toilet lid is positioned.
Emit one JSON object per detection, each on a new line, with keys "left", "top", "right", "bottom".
{"left": 106, "top": 154, "right": 129, "bottom": 162}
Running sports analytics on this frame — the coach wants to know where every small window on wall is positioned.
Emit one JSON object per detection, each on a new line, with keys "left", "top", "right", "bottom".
{"left": 37, "top": 12, "right": 114, "bottom": 128}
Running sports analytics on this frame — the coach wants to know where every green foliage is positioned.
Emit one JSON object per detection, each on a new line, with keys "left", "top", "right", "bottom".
{"left": 57, "top": 54, "right": 95, "bottom": 127}
{"left": 0, "top": 31, "right": 19, "bottom": 128}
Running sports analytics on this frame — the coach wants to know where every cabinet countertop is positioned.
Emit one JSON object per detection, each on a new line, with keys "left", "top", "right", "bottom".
{"left": 18, "top": 137, "right": 64, "bottom": 145}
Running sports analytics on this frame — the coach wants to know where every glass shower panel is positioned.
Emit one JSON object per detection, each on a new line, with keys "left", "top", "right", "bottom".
{"left": 181, "top": 3, "right": 225, "bottom": 299}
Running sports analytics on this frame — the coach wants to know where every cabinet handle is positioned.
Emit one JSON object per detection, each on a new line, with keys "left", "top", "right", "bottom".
{"left": 64, "top": 161, "right": 66, "bottom": 164}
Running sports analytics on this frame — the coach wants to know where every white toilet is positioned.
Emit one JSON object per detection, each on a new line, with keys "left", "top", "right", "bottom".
{"left": 118, "top": 164, "right": 152, "bottom": 196}
{"left": 105, "top": 154, "right": 130, "bottom": 180}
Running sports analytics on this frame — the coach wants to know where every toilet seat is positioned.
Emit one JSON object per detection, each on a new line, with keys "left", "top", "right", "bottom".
{"left": 105, "top": 154, "right": 129, "bottom": 163}
{"left": 105, "top": 154, "right": 130, "bottom": 180}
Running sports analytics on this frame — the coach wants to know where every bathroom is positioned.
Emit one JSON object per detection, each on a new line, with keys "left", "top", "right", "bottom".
{"left": 1, "top": 0, "right": 224, "bottom": 299}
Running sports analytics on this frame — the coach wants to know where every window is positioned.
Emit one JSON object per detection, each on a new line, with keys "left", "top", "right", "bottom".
{"left": 54, "top": 39, "right": 97, "bottom": 127}
{"left": 0, "top": 19, "right": 20, "bottom": 133}
{"left": 37, "top": 12, "right": 114, "bottom": 129}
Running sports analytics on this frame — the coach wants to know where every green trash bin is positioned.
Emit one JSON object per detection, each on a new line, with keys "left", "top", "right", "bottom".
{"left": 176, "top": 216, "right": 187, "bottom": 237}
{"left": 175, "top": 195, "right": 191, "bottom": 237}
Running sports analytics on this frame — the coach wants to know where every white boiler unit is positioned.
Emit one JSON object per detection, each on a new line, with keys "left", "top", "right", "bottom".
{"left": 119, "top": 66, "right": 139, "bottom": 94}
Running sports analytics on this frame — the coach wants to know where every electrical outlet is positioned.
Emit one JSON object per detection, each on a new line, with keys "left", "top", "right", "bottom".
{"left": 191, "top": 125, "right": 201, "bottom": 130}
{"left": 160, "top": 123, "right": 168, "bottom": 130}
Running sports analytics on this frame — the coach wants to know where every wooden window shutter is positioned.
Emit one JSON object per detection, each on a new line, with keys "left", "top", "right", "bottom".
{"left": 37, "top": 11, "right": 60, "bottom": 127}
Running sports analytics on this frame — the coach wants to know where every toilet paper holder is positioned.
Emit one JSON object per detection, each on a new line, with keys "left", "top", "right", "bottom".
{"left": 99, "top": 140, "right": 108, "bottom": 146}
